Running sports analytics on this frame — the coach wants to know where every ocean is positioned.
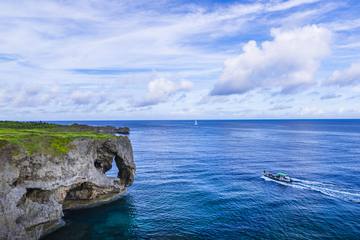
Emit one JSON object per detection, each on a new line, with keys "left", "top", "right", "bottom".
{"left": 45, "top": 120, "right": 360, "bottom": 239}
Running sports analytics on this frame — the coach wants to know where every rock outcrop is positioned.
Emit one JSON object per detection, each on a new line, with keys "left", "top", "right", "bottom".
{"left": 0, "top": 136, "right": 135, "bottom": 240}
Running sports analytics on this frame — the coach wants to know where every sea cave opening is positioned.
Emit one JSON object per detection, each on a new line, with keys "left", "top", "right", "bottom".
{"left": 105, "top": 156, "right": 119, "bottom": 178}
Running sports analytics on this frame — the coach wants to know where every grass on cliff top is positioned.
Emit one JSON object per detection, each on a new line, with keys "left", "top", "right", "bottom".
{"left": 0, "top": 121, "right": 115, "bottom": 156}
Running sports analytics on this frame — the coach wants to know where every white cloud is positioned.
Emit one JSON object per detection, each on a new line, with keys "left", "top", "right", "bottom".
{"left": 269, "top": 2, "right": 341, "bottom": 28}
{"left": 211, "top": 25, "right": 331, "bottom": 95}
{"left": 328, "top": 62, "right": 360, "bottom": 86}
{"left": 70, "top": 90, "right": 109, "bottom": 106}
{"left": 0, "top": 0, "right": 358, "bottom": 119}
{"left": 327, "top": 18, "right": 360, "bottom": 32}
{"left": 267, "top": 0, "right": 320, "bottom": 12}
{"left": 136, "top": 78, "right": 193, "bottom": 107}
{"left": 320, "top": 93, "right": 341, "bottom": 100}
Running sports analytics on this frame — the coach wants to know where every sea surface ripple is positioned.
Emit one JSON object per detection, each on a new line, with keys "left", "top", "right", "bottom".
{"left": 45, "top": 120, "right": 360, "bottom": 240}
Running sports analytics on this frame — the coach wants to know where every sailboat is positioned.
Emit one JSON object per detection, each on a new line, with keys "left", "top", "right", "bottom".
{"left": 194, "top": 120, "right": 198, "bottom": 126}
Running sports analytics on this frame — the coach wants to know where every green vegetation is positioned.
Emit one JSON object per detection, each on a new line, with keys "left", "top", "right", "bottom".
{"left": 0, "top": 121, "right": 57, "bottom": 129}
{"left": 0, "top": 121, "right": 115, "bottom": 156}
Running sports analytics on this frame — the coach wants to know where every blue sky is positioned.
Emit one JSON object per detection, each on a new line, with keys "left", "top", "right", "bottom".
{"left": 0, "top": 0, "right": 359, "bottom": 120}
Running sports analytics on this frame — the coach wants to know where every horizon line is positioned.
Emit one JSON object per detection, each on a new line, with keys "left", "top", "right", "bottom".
{"left": 2, "top": 118, "right": 360, "bottom": 122}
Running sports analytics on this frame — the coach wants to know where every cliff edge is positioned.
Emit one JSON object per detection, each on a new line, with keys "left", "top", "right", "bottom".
{"left": 0, "top": 122, "right": 135, "bottom": 240}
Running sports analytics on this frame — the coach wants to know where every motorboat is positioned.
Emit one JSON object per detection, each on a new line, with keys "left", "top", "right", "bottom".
{"left": 263, "top": 171, "right": 292, "bottom": 183}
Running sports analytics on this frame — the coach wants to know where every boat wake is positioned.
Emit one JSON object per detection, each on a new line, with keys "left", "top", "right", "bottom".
{"left": 262, "top": 176, "right": 360, "bottom": 203}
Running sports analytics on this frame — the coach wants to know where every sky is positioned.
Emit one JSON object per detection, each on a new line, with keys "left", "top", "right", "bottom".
{"left": 0, "top": 0, "right": 360, "bottom": 120}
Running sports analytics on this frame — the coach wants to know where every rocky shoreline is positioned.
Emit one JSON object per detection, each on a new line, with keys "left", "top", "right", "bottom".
{"left": 0, "top": 123, "right": 135, "bottom": 240}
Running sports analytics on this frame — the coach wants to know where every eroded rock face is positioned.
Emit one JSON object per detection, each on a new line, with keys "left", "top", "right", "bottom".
{"left": 0, "top": 136, "right": 135, "bottom": 240}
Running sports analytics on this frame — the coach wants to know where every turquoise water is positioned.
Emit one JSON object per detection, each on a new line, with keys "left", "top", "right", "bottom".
{"left": 45, "top": 120, "right": 360, "bottom": 239}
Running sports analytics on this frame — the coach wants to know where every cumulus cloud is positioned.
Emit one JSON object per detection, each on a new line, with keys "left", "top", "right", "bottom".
{"left": 136, "top": 78, "right": 193, "bottom": 107}
{"left": 327, "top": 62, "right": 360, "bottom": 86}
{"left": 211, "top": 25, "right": 331, "bottom": 95}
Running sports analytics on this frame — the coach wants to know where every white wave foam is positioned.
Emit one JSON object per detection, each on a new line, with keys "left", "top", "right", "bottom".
{"left": 262, "top": 176, "right": 360, "bottom": 203}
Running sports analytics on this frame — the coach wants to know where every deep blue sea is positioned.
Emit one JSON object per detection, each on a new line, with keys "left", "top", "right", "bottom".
{"left": 45, "top": 120, "right": 360, "bottom": 240}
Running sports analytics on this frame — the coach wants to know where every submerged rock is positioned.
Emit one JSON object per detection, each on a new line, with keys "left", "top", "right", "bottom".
{"left": 0, "top": 136, "right": 135, "bottom": 240}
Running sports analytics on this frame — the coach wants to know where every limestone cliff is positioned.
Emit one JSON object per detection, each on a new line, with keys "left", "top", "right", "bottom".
{"left": 0, "top": 134, "right": 135, "bottom": 240}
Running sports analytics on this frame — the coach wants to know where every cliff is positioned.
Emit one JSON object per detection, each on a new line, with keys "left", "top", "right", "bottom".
{"left": 0, "top": 122, "right": 135, "bottom": 240}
